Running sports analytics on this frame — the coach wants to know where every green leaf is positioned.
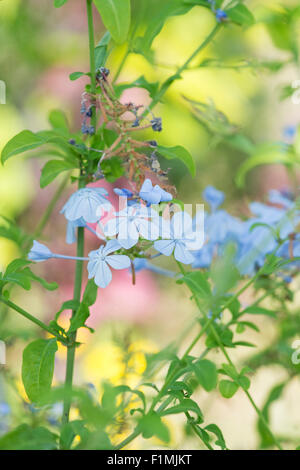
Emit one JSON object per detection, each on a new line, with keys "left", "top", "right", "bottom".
{"left": 0, "top": 216, "right": 28, "bottom": 246}
{"left": 258, "top": 382, "right": 286, "bottom": 448}
{"left": 226, "top": 4, "right": 255, "bottom": 27}
{"left": 60, "top": 420, "right": 89, "bottom": 450}
{"left": 101, "top": 156, "right": 125, "bottom": 182}
{"left": 242, "top": 306, "right": 276, "bottom": 318}
{"left": 22, "top": 339, "right": 58, "bottom": 403}
{"left": 22, "top": 267, "right": 58, "bottom": 291}
{"left": 68, "top": 303, "right": 90, "bottom": 333}
{"left": 158, "top": 145, "right": 196, "bottom": 176}
{"left": 193, "top": 359, "right": 217, "bottom": 392}
{"left": 69, "top": 71, "right": 86, "bottom": 81}
{"left": 0, "top": 424, "right": 58, "bottom": 450}
{"left": 138, "top": 412, "right": 170, "bottom": 442}
{"left": 82, "top": 279, "right": 98, "bottom": 307}
{"left": 169, "top": 381, "right": 193, "bottom": 397}
{"left": 178, "top": 271, "right": 212, "bottom": 310}
{"left": 236, "top": 143, "right": 294, "bottom": 187}
{"left": 237, "top": 375, "right": 251, "bottom": 391}
{"left": 1, "top": 130, "right": 45, "bottom": 164}
{"left": 161, "top": 398, "right": 203, "bottom": 423}
{"left": 4, "top": 258, "right": 30, "bottom": 275}
{"left": 205, "top": 423, "right": 227, "bottom": 450}
{"left": 93, "top": 0, "right": 131, "bottom": 44}
{"left": 115, "top": 76, "right": 159, "bottom": 99}
{"left": 55, "top": 300, "right": 80, "bottom": 321}
{"left": 3, "top": 272, "right": 31, "bottom": 290}
{"left": 95, "top": 31, "right": 111, "bottom": 69}
{"left": 206, "top": 325, "right": 234, "bottom": 349}
{"left": 219, "top": 380, "right": 239, "bottom": 399}
{"left": 133, "top": 0, "right": 193, "bottom": 54}
{"left": 40, "top": 159, "right": 75, "bottom": 188}
{"left": 54, "top": 0, "right": 68, "bottom": 7}
{"left": 48, "top": 109, "right": 69, "bottom": 132}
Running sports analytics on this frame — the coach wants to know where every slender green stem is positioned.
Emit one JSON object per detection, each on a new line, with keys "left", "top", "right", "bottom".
{"left": 0, "top": 174, "right": 70, "bottom": 326}
{"left": 29, "top": 173, "right": 70, "bottom": 245}
{"left": 86, "top": 0, "right": 97, "bottom": 131}
{"left": 148, "top": 23, "right": 221, "bottom": 111}
{"left": 62, "top": 222, "right": 85, "bottom": 425}
{"left": 185, "top": 412, "right": 214, "bottom": 450}
{"left": 0, "top": 297, "right": 66, "bottom": 343}
{"left": 62, "top": 0, "right": 95, "bottom": 426}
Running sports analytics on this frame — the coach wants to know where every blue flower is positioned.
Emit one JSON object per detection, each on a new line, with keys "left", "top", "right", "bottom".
{"left": 28, "top": 241, "right": 89, "bottom": 263}
{"left": 249, "top": 201, "right": 299, "bottom": 239}
{"left": 203, "top": 186, "right": 224, "bottom": 211}
{"left": 154, "top": 211, "right": 202, "bottom": 264}
{"left": 283, "top": 125, "right": 296, "bottom": 141}
{"left": 87, "top": 240, "right": 131, "bottom": 288}
{"left": 215, "top": 9, "right": 227, "bottom": 22}
{"left": 139, "top": 179, "right": 172, "bottom": 205}
{"left": 114, "top": 188, "right": 134, "bottom": 198}
{"left": 28, "top": 241, "right": 53, "bottom": 262}
{"left": 268, "top": 189, "right": 293, "bottom": 209}
{"left": 61, "top": 188, "right": 111, "bottom": 224}
{"left": 206, "top": 210, "right": 244, "bottom": 244}
{"left": 104, "top": 204, "right": 160, "bottom": 249}
{"left": 192, "top": 243, "right": 214, "bottom": 268}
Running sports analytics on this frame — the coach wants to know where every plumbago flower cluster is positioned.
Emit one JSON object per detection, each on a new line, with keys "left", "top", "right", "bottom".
{"left": 2, "top": 0, "right": 300, "bottom": 452}
{"left": 29, "top": 180, "right": 202, "bottom": 288}
{"left": 29, "top": 184, "right": 300, "bottom": 290}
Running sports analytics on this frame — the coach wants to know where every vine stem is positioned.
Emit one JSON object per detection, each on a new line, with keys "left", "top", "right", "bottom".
{"left": 87, "top": 0, "right": 97, "bottom": 130}
{"left": 0, "top": 297, "right": 67, "bottom": 344}
{"left": 62, "top": 0, "right": 96, "bottom": 426}
{"left": 148, "top": 23, "right": 222, "bottom": 111}
{"left": 62, "top": 221, "right": 85, "bottom": 425}
{"left": 30, "top": 173, "right": 70, "bottom": 245}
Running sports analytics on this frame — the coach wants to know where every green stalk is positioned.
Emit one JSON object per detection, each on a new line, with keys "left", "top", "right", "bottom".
{"left": 62, "top": 0, "right": 96, "bottom": 425}
{"left": 0, "top": 297, "right": 66, "bottom": 343}
{"left": 30, "top": 173, "right": 70, "bottom": 244}
{"left": 148, "top": 23, "right": 221, "bottom": 111}
{"left": 86, "top": 0, "right": 97, "bottom": 131}
{"left": 62, "top": 221, "right": 85, "bottom": 425}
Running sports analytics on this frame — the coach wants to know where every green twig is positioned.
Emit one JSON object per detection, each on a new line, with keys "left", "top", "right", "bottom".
{"left": 148, "top": 23, "right": 222, "bottom": 111}
{"left": 62, "top": 0, "right": 95, "bottom": 426}
{"left": 0, "top": 297, "right": 67, "bottom": 344}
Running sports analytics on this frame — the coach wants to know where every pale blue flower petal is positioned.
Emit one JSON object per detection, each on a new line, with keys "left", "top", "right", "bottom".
{"left": 95, "top": 260, "right": 112, "bottom": 288}
{"left": 61, "top": 188, "right": 111, "bottom": 224}
{"left": 28, "top": 241, "right": 53, "bottom": 262}
{"left": 174, "top": 242, "right": 195, "bottom": 264}
{"left": 102, "top": 239, "right": 121, "bottom": 256}
{"left": 118, "top": 237, "right": 138, "bottom": 249}
{"left": 106, "top": 254, "right": 131, "bottom": 270}
{"left": 203, "top": 186, "right": 224, "bottom": 211}
{"left": 154, "top": 239, "right": 175, "bottom": 256}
